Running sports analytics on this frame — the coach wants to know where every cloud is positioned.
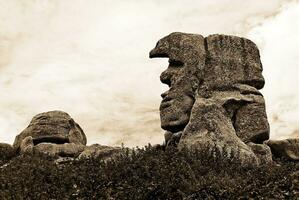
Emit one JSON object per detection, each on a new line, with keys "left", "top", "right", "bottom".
{"left": 248, "top": 1, "right": 299, "bottom": 139}
{"left": 291, "top": 130, "right": 299, "bottom": 138}
{"left": 0, "top": 0, "right": 297, "bottom": 146}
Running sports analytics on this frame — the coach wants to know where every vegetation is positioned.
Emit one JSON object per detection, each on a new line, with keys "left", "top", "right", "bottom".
{"left": 0, "top": 145, "right": 298, "bottom": 199}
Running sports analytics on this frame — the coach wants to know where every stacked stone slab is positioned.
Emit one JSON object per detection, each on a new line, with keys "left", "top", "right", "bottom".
{"left": 203, "top": 34, "right": 269, "bottom": 143}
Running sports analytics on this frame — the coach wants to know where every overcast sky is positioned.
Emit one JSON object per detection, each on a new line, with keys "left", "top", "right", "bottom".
{"left": 0, "top": 0, "right": 298, "bottom": 147}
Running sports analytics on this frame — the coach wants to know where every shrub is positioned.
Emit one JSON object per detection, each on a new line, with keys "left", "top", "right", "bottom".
{"left": 0, "top": 145, "right": 298, "bottom": 199}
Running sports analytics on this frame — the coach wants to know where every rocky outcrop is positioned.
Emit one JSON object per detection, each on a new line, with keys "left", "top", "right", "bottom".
{"left": 13, "top": 111, "right": 87, "bottom": 157}
{"left": 266, "top": 139, "right": 299, "bottom": 161}
{"left": 7, "top": 111, "right": 122, "bottom": 161}
{"left": 150, "top": 32, "right": 271, "bottom": 166}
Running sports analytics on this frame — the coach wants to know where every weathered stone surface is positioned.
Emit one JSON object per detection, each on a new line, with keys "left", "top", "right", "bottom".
{"left": 150, "top": 32, "right": 270, "bottom": 166}
{"left": 34, "top": 143, "right": 85, "bottom": 157}
{"left": 199, "top": 34, "right": 269, "bottom": 144}
{"left": 178, "top": 99, "right": 259, "bottom": 166}
{"left": 20, "top": 136, "right": 34, "bottom": 154}
{"left": 13, "top": 111, "right": 87, "bottom": 157}
{"left": 78, "top": 144, "right": 123, "bottom": 160}
{"left": 234, "top": 101, "right": 269, "bottom": 143}
{"left": 150, "top": 32, "right": 205, "bottom": 133}
{"left": 203, "top": 34, "right": 265, "bottom": 90}
{"left": 164, "top": 131, "right": 182, "bottom": 147}
{"left": 247, "top": 142, "right": 273, "bottom": 165}
{"left": 266, "top": 139, "right": 299, "bottom": 161}
{"left": 0, "top": 143, "right": 16, "bottom": 159}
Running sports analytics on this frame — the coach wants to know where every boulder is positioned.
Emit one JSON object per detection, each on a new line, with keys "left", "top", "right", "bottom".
{"left": 0, "top": 143, "right": 16, "bottom": 159}
{"left": 78, "top": 144, "right": 123, "bottom": 160}
{"left": 266, "top": 139, "right": 299, "bottom": 161}
{"left": 14, "top": 111, "right": 87, "bottom": 157}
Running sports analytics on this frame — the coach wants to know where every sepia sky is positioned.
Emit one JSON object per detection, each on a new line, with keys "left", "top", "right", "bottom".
{"left": 0, "top": 0, "right": 298, "bottom": 147}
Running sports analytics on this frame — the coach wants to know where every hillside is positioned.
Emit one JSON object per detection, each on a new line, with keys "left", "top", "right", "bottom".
{"left": 1, "top": 146, "right": 298, "bottom": 199}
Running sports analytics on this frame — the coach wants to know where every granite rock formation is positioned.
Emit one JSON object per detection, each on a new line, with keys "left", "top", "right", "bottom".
{"left": 13, "top": 111, "right": 87, "bottom": 157}
{"left": 150, "top": 32, "right": 271, "bottom": 166}
{"left": 10, "top": 110, "right": 122, "bottom": 160}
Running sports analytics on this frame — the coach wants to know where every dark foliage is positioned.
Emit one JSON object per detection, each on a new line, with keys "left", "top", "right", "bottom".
{"left": 0, "top": 145, "right": 298, "bottom": 200}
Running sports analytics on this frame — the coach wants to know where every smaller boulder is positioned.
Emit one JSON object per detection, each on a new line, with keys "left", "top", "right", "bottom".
{"left": 266, "top": 139, "right": 299, "bottom": 161}
{"left": 13, "top": 110, "right": 87, "bottom": 153}
{"left": 13, "top": 111, "right": 87, "bottom": 159}
{"left": 78, "top": 144, "right": 123, "bottom": 160}
{"left": 0, "top": 143, "right": 16, "bottom": 159}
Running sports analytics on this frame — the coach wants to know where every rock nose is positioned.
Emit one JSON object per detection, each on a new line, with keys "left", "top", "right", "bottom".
{"left": 149, "top": 47, "right": 168, "bottom": 58}
{"left": 149, "top": 48, "right": 156, "bottom": 58}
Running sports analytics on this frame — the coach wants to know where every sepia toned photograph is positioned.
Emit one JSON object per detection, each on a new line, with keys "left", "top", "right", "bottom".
{"left": 0, "top": 0, "right": 298, "bottom": 199}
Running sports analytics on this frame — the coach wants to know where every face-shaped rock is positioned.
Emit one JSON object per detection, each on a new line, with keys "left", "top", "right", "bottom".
{"left": 150, "top": 32, "right": 269, "bottom": 144}
{"left": 150, "top": 32, "right": 206, "bottom": 133}
{"left": 13, "top": 111, "right": 87, "bottom": 154}
{"left": 150, "top": 32, "right": 271, "bottom": 166}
